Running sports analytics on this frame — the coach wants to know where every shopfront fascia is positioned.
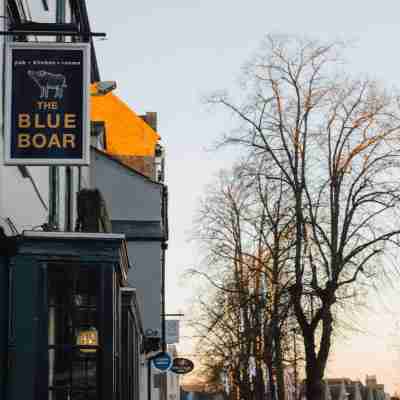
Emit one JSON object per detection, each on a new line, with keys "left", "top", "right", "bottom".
{"left": 1, "top": 231, "right": 140, "bottom": 400}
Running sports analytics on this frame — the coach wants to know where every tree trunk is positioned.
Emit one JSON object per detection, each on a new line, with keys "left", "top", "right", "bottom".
{"left": 241, "top": 365, "right": 251, "bottom": 400}
{"left": 302, "top": 306, "right": 333, "bottom": 400}
{"left": 254, "top": 361, "right": 265, "bottom": 400}
{"left": 268, "top": 364, "right": 276, "bottom": 400}
{"left": 305, "top": 373, "right": 324, "bottom": 400}
{"left": 274, "top": 332, "right": 286, "bottom": 400}
{"left": 302, "top": 338, "right": 326, "bottom": 400}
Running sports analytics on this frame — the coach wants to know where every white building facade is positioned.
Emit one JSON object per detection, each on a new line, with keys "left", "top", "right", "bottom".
{"left": 0, "top": 2, "right": 172, "bottom": 400}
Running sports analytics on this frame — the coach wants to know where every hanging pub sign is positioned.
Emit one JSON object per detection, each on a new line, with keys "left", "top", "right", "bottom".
{"left": 170, "top": 357, "right": 194, "bottom": 375}
{"left": 4, "top": 42, "right": 90, "bottom": 165}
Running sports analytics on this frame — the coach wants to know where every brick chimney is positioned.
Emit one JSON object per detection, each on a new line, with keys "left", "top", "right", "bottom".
{"left": 139, "top": 112, "right": 158, "bottom": 132}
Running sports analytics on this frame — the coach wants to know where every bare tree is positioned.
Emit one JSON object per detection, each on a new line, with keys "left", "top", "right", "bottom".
{"left": 191, "top": 166, "right": 265, "bottom": 400}
{"left": 209, "top": 35, "right": 400, "bottom": 399}
{"left": 191, "top": 162, "right": 299, "bottom": 400}
{"left": 242, "top": 155, "right": 297, "bottom": 400}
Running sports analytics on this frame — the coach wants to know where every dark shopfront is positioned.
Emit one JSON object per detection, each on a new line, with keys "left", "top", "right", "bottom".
{"left": 0, "top": 232, "right": 143, "bottom": 400}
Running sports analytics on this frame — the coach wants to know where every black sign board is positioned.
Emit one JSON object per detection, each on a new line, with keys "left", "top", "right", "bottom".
{"left": 5, "top": 42, "right": 90, "bottom": 165}
{"left": 170, "top": 357, "right": 194, "bottom": 375}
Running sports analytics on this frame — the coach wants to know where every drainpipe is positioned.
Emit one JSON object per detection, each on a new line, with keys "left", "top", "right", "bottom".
{"left": 49, "top": 0, "right": 67, "bottom": 230}
{"left": 56, "top": 0, "right": 66, "bottom": 35}
{"left": 58, "top": 0, "right": 73, "bottom": 232}
{"left": 160, "top": 187, "right": 168, "bottom": 400}
{"left": 0, "top": 0, "right": 5, "bottom": 223}
{"left": 161, "top": 185, "right": 168, "bottom": 353}
{"left": 161, "top": 241, "right": 167, "bottom": 353}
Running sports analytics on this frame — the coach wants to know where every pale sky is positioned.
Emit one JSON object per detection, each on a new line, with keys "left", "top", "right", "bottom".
{"left": 86, "top": 0, "right": 400, "bottom": 394}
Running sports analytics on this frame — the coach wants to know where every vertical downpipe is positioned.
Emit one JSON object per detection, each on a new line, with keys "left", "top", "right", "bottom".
{"left": 62, "top": 0, "right": 73, "bottom": 232}
{"left": 161, "top": 186, "right": 168, "bottom": 354}
{"left": 161, "top": 242, "right": 166, "bottom": 353}
{"left": 0, "top": 0, "right": 5, "bottom": 221}
{"left": 56, "top": 0, "right": 66, "bottom": 40}
{"left": 49, "top": 0, "right": 66, "bottom": 230}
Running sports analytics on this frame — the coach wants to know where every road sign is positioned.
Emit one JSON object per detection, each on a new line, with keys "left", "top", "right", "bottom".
{"left": 170, "top": 357, "right": 194, "bottom": 375}
{"left": 152, "top": 352, "right": 172, "bottom": 372}
{"left": 166, "top": 319, "right": 180, "bottom": 344}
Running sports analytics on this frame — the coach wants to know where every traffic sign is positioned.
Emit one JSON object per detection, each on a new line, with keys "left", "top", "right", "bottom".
{"left": 170, "top": 357, "right": 194, "bottom": 374}
{"left": 152, "top": 352, "right": 172, "bottom": 372}
{"left": 166, "top": 320, "right": 180, "bottom": 344}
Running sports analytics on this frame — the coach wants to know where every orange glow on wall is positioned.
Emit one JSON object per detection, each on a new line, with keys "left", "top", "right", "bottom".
{"left": 90, "top": 84, "right": 160, "bottom": 156}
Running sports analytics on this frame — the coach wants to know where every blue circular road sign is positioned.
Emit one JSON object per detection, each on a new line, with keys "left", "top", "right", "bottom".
{"left": 152, "top": 352, "right": 172, "bottom": 371}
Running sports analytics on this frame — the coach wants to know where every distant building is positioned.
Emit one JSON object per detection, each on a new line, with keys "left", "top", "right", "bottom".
{"left": 322, "top": 375, "right": 389, "bottom": 400}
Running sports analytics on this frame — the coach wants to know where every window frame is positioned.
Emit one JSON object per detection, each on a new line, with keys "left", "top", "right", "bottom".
{"left": 33, "top": 260, "right": 117, "bottom": 400}
{"left": 47, "top": 262, "right": 100, "bottom": 400}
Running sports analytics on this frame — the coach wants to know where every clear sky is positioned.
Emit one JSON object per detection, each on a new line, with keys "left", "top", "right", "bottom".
{"left": 86, "top": 0, "right": 400, "bottom": 394}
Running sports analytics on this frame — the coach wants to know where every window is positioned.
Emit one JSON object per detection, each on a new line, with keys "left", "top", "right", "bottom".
{"left": 48, "top": 264, "right": 100, "bottom": 400}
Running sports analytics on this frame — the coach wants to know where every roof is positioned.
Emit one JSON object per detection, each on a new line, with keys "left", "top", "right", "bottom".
{"left": 91, "top": 146, "right": 163, "bottom": 185}
{"left": 90, "top": 84, "right": 160, "bottom": 156}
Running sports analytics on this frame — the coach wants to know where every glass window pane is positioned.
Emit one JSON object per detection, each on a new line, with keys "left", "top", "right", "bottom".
{"left": 48, "top": 263, "right": 99, "bottom": 400}
{"left": 49, "top": 348, "right": 73, "bottom": 388}
{"left": 72, "top": 355, "right": 97, "bottom": 388}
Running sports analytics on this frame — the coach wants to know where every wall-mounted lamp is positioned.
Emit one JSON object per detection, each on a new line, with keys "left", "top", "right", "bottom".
{"left": 77, "top": 327, "right": 98, "bottom": 353}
